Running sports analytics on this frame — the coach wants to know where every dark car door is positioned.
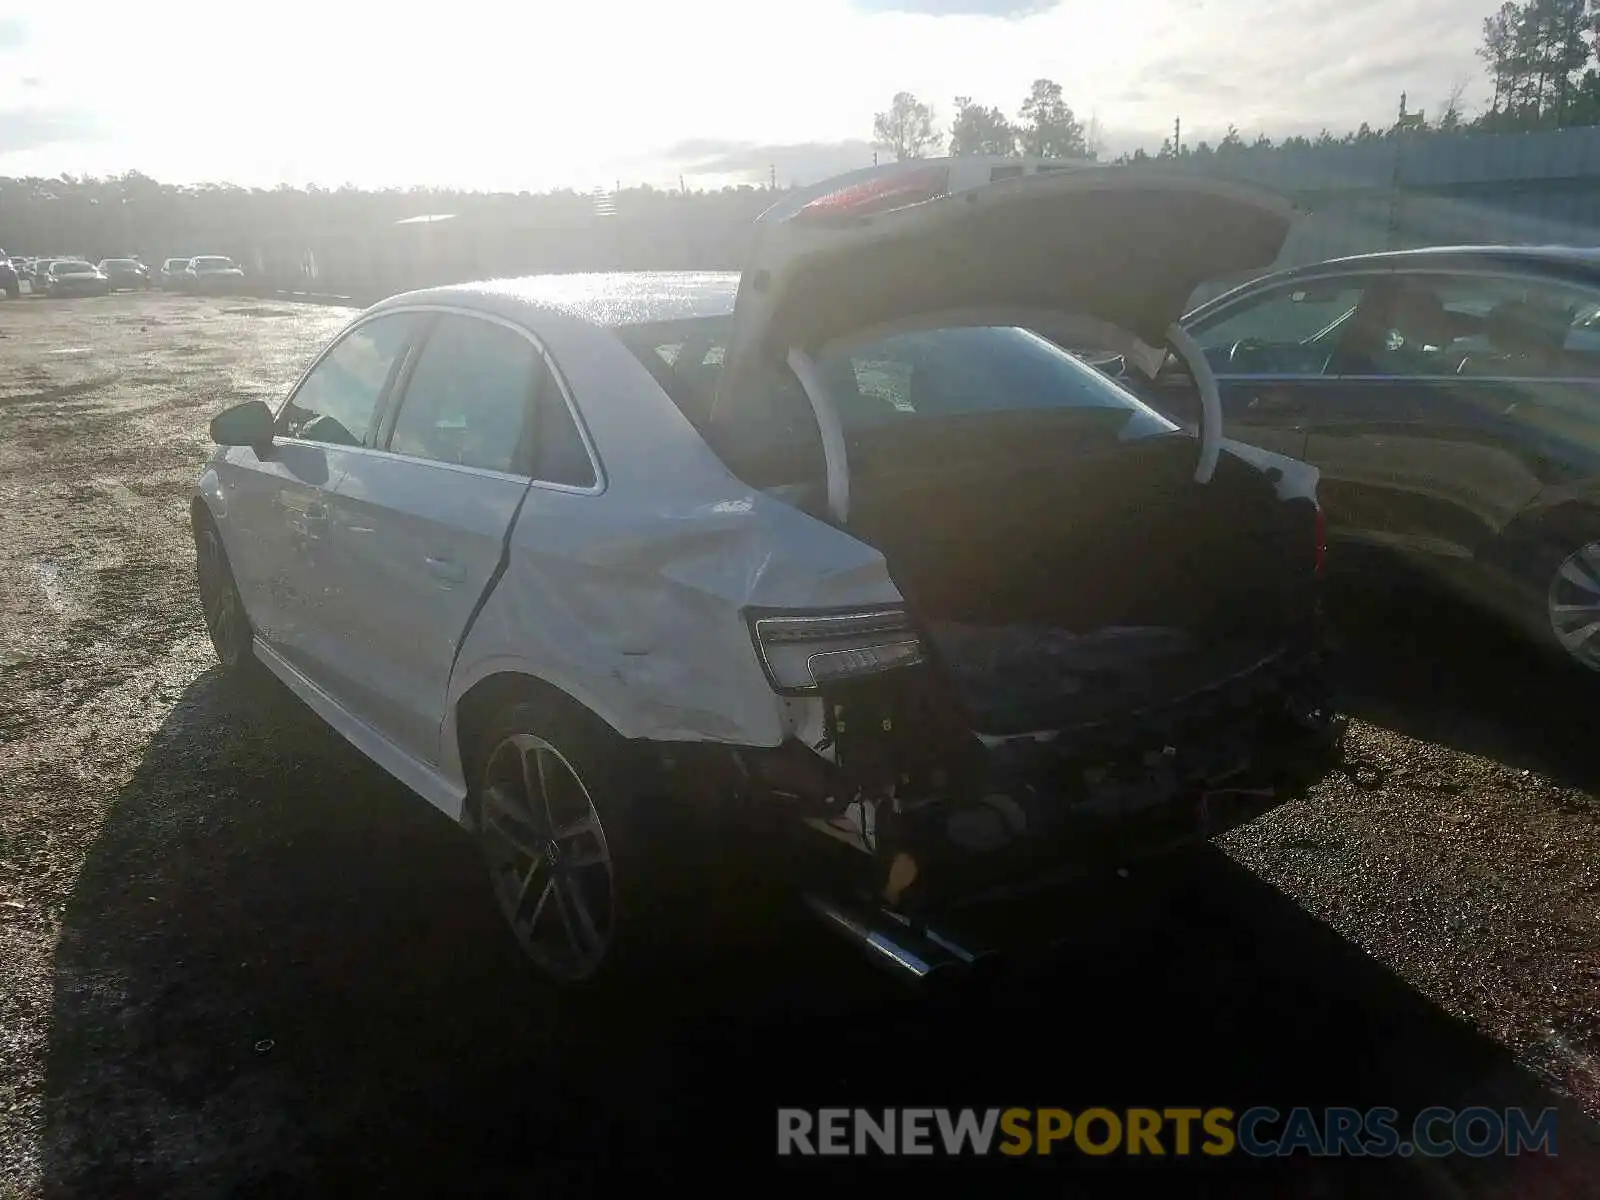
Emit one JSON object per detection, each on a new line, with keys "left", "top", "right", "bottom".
{"left": 1300, "top": 269, "right": 1600, "bottom": 566}
{"left": 1176, "top": 272, "right": 1382, "bottom": 464}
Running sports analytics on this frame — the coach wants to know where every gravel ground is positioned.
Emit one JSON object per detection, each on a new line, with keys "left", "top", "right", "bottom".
{"left": 0, "top": 292, "right": 1598, "bottom": 1197}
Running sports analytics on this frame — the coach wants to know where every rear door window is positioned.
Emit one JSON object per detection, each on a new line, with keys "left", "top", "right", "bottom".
{"left": 386, "top": 314, "right": 539, "bottom": 474}
{"left": 1368, "top": 272, "right": 1600, "bottom": 379}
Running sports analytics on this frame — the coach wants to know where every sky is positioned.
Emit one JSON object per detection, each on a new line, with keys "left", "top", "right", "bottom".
{"left": 0, "top": 0, "right": 1485, "bottom": 192}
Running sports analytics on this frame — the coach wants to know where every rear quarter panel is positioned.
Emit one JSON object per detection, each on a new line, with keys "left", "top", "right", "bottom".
{"left": 442, "top": 317, "right": 901, "bottom": 788}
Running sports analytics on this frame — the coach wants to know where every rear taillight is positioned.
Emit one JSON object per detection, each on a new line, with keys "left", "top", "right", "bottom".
{"left": 795, "top": 164, "right": 951, "bottom": 222}
{"left": 1314, "top": 506, "right": 1326, "bottom": 576}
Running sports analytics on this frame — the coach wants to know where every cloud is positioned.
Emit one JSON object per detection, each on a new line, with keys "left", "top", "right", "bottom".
{"left": 659, "top": 137, "right": 747, "bottom": 161}
{"left": 849, "top": 0, "right": 1059, "bottom": 14}
{"left": 660, "top": 138, "right": 879, "bottom": 186}
{"left": 0, "top": 107, "right": 96, "bottom": 155}
{"left": 1097, "top": 0, "right": 1480, "bottom": 143}
{"left": 0, "top": 0, "right": 1489, "bottom": 189}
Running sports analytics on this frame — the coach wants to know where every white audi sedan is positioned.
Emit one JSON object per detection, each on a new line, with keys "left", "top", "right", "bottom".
{"left": 193, "top": 160, "right": 1340, "bottom": 986}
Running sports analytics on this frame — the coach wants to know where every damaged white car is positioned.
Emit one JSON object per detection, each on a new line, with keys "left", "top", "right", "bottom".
{"left": 193, "top": 160, "right": 1342, "bottom": 986}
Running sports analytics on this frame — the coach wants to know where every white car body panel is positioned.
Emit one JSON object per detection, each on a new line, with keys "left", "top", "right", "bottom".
{"left": 328, "top": 448, "right": 531, "bottom": 769}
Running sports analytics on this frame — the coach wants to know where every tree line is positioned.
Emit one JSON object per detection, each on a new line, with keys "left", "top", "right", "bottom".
{"left": 872, "top": 0, "right": 1600, "bottom": 163}
{"left": 874, "top": 79, "right": 1100, "bottom": 161}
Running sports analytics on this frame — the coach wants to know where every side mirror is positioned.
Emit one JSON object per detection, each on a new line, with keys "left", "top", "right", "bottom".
{"left": 210, "top": 399, "right": 275, "bottom": 448}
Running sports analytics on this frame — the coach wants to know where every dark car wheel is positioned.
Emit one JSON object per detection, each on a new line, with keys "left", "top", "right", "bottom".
{"left": 1513, "top": 511, "right": 1600, "bottom": 673}
{"left": 471, "top": 698, "right": 685, "bottom": 988}
{"left": 1542, "top": 538, "right": 1600, "bottom": 672}
{"left": 194, "top": 517, "right": 255, "bottom": 675}
{"left": 3, "top": 280, "right": 17, "bottom": 300}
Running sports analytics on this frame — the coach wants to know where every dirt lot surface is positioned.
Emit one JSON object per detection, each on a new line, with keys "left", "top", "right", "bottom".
{"left": 1, "top": 292, "right": 1599, "bottom": 1197}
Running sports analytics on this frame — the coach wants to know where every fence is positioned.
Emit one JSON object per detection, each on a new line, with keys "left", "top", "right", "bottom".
{"left": 242, "top": 128, "right": 1600, "bottom": 305}
{"left": 1180, "top": 126, "right": 1600, "bottom": 301}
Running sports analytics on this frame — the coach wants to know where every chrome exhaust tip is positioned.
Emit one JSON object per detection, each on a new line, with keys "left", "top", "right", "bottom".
{"left": 803, "top": 893, "right": 995, "bottom": 984}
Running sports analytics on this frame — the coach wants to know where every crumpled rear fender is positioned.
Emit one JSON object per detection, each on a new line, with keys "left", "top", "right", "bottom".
{"left": 441, "top": 485, "right": 901, "bottom": 789}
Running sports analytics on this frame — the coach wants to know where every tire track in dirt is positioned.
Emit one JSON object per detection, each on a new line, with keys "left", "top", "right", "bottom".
{"left": 0, "top": 294, "right": 350, "bottom": 1193}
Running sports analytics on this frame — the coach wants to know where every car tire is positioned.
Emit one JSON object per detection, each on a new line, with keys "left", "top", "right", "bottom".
{"left": 470, "top": 696, "right": 688, "bottom": 988}
{"left": 3, "top": 281, "right": 17, "bottom": 300}
{"left": 1519, "top": 512, "right": 1600, "bottom": 673}
{"left": 193, "top": 515, "right": 257, "bottom": 680}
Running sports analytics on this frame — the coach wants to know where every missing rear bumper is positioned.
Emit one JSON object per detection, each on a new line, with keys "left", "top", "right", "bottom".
{"left": 783, "top": 648, "right": 1341, "bottom": 916}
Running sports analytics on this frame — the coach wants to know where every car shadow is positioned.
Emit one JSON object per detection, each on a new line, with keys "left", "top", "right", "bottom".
{"left": 39, "top": 668, "right": 1600, "bottom": 1197}
{"left": 1325, "top": 578, "right": 1600, "bottom": 794}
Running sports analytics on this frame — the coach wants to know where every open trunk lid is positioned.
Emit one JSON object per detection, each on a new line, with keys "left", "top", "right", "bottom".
{"left": 716, "top": 159, "right": 1294, "bottom": 410}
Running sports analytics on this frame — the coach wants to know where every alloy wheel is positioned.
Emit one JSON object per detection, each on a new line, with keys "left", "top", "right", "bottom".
{"left": 1547, "top": 540, "right": 1600, "bottom": 671}
{"left": 479, "top": 733, "right": 615, "bottom": 982}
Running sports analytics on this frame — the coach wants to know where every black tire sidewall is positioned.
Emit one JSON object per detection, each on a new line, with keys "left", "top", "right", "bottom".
{"left": 193, "top": 518, "right": 253, "bottom": 673}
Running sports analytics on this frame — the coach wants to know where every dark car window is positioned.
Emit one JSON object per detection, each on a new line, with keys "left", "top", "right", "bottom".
{"left": 277, "top": 314, "right": 416, "bottom": 446}
{"left": 829, "top": 326, "right": 1176, "bottom": 439}
{"left": 619, "top": 317, "right": 1175, "bottom": 488}
{"left": 1364, "top": 273, "right": 1600, "bottom": 379}
{"left": 1190, "top": 279, "right": 1369, "bottom": 375}
{"left": 387, "top": 315, "right": 540, "bottom": 475}
{"left": 530, "top": 361, "right": 598, "bottom": 488}
{"left": 619, "top": 318, "right": 823, "bottom": 487}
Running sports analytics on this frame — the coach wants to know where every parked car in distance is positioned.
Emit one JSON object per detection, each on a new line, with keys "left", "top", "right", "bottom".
{"left": 183, "top": 255, "right": 244, "bottom": 293}
{"left": 43, "top": 259, "right": 111, "bottom": 297}
{"left": 160, "top": 258, "right": 192, "bottom": 289}
{"left": 0, "top": 250, "right": 18, "bottom": 299}
{"left": 99, "top": 258, "right": 151, "bottom": 290}
{"left": 192, "top": 161, "right": 1341, "bottom": 988}
{"left": 1136, "top": 246, "right": 1600, "bottom": 674}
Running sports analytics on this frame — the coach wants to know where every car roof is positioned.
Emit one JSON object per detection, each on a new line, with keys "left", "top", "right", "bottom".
{"left": 1291, "top": 245, "right": 1600, "bottom": 275}
{"left": 1190, "top": 244, "right": 1600, "bottom": 320}
{"left": 368, "top": 271, "right": 741, "bottom": 329}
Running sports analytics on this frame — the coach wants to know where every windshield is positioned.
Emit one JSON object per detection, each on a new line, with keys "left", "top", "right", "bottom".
{"left": 103, "top": 259, "right": 138, "bottom": 268}
{"left": 193, "top": 257, "right": 234, "bottom": 270}
{"left": 54, "top": 261, "right": 95, "bottom": 274}
{"left": 620, "top": 317, "right": 1176, "bottom": 448}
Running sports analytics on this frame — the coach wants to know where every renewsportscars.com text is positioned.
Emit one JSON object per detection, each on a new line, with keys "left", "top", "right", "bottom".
{"left": 776, "top": 1106, "right": 1558, "bottom": 1158}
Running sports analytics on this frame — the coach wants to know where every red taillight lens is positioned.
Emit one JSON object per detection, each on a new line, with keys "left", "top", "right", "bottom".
{"left": 796, "top": 164, "right": 950, "bottom": 222}
{"left": 1314, "top": 507, "right": 1326, "bottom": 576}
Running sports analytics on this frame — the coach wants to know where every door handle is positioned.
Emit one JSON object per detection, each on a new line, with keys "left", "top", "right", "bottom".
{"left": 425, "top": 555, "right": 466, "bottom": 584}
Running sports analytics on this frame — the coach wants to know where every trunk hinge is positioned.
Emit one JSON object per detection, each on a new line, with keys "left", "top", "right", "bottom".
{"left": 787, "top": 346, "right": 851, "bottom": 524}
{"left": 1165, "top": 322, "right": 1222, "bottom": 486}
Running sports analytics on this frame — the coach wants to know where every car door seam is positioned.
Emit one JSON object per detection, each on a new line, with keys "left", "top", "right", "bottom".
{"left": 448, "top": 479, "right": 534, "bottom": 677}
